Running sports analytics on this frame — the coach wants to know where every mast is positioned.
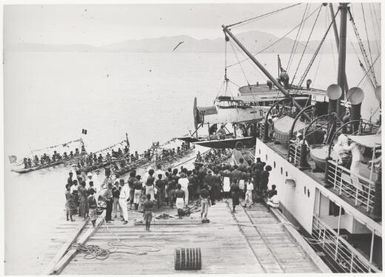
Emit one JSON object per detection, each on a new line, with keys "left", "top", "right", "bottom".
{"left": 336, "top": 3, "right": 349, "bottom": 119}
{"left": 222, "top": 25, "right": 307, "bottom": 115}
{"left": 329, "top": 3, "right": 349, "bottom": 101}
{"left": 329, "top": 4, "right": 339, "bottom": 47}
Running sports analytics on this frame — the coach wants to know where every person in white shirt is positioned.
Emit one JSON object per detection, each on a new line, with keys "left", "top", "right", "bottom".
{"left": 178, "top": 173, "right": 190, "bottom": 205}
{"left": 222, "top": 175, "right": 231, "bottom": 199}
{"left": 344, "top": 141, "right": 365, "bottom": 190}
{"left": 154, "top": 164, "right": 166, "bottom": 182}
{"left": 119, "top": 179, "right": 129, "bottom": 224}
{"left": 267, "top": 190, "right": 279, "bottom": 208}
{"left": 333, "top": 134, "right": 350, "bottom": 166}
{"left": 245, "top": 179, "right": 254, "bottom": 207}
{"left": 86, "top": 172, "right": 93, "bottom": 189}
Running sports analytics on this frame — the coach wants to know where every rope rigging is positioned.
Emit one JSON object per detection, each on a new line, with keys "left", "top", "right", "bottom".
{"left": 227, "top": 3, "right": 302, "bottom": 28}
{"left": 287, "top": 4, "right": 309, "bottom": 72}
{"left": 290, "top": 4, "right": 324, "bottom": 88}
{"left": 226, "top": 5, "right": 322, "bottom": 69}
{"left": 30, "top": 138, "right": 84, "bottom": 155}
{"left": 229, "top": 40, "right": 251, "bottom": 88}
{"left": 348, "top": 8, "right": 378, "bottom": 88}
{"left": 368, "top": 4, "right": 381, "bottom": 54}
{"left": 356, "top": 54, "right": 381, "bottom": 88}
{"left": 297, "top": 7, "right": 339, "bottom": 88}
{"left": 361, "top": 4, "right": 375, "bottom": 80}
{"left": 348, "top": 40, "right": 376, "bottom": 89}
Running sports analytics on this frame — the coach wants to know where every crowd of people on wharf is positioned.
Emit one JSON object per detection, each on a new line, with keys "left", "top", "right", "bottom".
{"left": 64, "top": 149, "right": 277, "bottom": 230}
{"left": 23, "top": 145, "right": 86, "bottom": 169}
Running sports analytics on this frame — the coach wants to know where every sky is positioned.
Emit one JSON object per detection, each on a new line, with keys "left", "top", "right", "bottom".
{"left": 4, "top": 2, "right": 381, "bottom": 46}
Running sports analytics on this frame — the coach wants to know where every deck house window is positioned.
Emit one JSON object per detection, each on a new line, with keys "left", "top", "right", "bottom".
{"left": 329, "top": 201, "right": 345, "bottom": 216}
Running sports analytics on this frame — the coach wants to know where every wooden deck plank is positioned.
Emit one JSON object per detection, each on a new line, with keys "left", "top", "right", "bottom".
{"left": 50, "top": 198, "right": 324, "bottom": 274}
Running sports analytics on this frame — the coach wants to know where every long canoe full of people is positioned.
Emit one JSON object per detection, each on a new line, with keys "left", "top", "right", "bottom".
{"left": 23, "top": 145, "right": 87, "bottom": 169}
{"left": 74, "top": 141, "right": 193, "bottom": 175}
{"left": 64, "top": 151, "right": 277, "bottom": 230}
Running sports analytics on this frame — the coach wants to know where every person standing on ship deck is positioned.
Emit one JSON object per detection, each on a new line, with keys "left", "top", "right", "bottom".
{"left": 143, "top": 194, "right": 154, "bottom": 231}
{"left": 344, "top": 141, "right": 365, "bottom": 191}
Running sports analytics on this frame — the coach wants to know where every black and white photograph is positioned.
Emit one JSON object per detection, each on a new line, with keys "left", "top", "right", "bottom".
{"left": 2, "top": 1, "right": 382, "bottom": 274}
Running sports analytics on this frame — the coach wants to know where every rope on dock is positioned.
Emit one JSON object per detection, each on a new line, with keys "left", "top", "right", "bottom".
{"left": 72, "top": 222, "right": 161, "bottom": 260}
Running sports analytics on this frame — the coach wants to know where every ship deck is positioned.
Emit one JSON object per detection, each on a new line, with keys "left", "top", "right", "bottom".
{"left": 54, "top": 202, "right": 325, "bottom": 274}
{"left": 263, "top": 141, "right": 382, "bottom": 228}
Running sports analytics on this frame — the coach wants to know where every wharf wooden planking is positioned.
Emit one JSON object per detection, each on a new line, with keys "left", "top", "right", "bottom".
{"left": 60, "top": 201, "right": 322, "bottom": 274}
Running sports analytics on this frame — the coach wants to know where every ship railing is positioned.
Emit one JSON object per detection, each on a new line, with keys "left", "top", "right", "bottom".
{"left": 312, "top": 216, "right": 380, "bottom": 273}
{"left": 288, "top": 139, "right": 302, "bottom": 166}
{"left": 326, "top": 160, "right": 375, "bottom": 213}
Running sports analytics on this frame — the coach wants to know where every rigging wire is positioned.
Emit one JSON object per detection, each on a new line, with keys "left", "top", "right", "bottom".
{"left": 361, "top": 4, "right": 376, "bottom": 80}
{"left": 227, "top": 5, "right": 322, "bottom": 69}
{"left": 290, "top": 4, "right": 324, "bottom": 87}
{"left": 348, "top": 41, "right": 375, "bottom": 88}
{"left": 311, "top": 52, "right": 322, "bottom": 85}
{"left": 368, "top": 3, "right": 381, "bottom": 55}
{"left": 297, "top": 7, "right": 339, "bottom": 88}
{"left": 348, "top": 8, "right": 378, "bottom": 87}
{"left": 227, "top": 3, "right": 302, "bottom": 28}
{"left": 229, "top": 41, "right": 251, "bottom": 87}
{"left": 287, "top": 4, "right": 309, "bottom": 72}
{"left": 356, "top": 54, "right": 381, "bottom": 88}
{"left": 326, "top": 9, "right": 337, "bottom": 74}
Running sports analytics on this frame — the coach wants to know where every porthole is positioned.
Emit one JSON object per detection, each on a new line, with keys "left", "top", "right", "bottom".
{"left": 274, "top": 161, "right": 276, "bottom": 168}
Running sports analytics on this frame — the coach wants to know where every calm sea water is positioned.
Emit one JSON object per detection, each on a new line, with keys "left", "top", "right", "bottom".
{"left": 4, "top": 51, "right": 380, "bottom": 274}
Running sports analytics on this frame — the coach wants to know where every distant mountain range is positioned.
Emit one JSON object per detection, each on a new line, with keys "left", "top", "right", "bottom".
{"left": 5, "top": 30, "right": 377, "bottom": 54}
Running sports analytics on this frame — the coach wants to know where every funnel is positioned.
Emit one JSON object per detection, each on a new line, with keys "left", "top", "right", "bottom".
{"left": 347, "top": 87, "right": 364, "bottom": 105}
{"left": 326, "top": 84, "right": 342, "bottom": 100}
